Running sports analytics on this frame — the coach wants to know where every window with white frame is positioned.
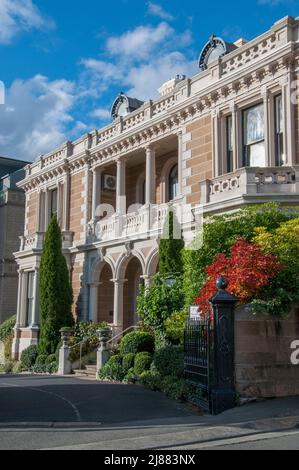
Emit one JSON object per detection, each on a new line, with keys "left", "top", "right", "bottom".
{"left": 168, "top": 165, "right": 179, "bottom": 201}
{"left": 25, "top": 272, "right": 34, "bottom": 327}
{"left": 274, "top": 94, "right": 285, "bottom": 166}
{"left": 243, "top": 103, "right": 265, "bottom": 167}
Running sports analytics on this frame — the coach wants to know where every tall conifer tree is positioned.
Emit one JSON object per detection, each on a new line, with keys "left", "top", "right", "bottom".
{"left": 39, "top": 217, "right": 74, "bottom": 354}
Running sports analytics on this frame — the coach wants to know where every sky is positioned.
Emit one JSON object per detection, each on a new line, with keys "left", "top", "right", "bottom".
{"left": 0, "top": 0, "right": 298, "bottom": 162}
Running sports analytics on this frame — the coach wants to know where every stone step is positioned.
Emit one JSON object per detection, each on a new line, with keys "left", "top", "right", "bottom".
{"left": 73, "top": 368, "right": 97, "bottom": 378}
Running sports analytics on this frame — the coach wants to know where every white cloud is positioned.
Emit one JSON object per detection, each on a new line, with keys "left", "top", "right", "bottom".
{"left": 82, "top": 22, "right": 196, "bottom": 101}
{"left": 90, "top": 107, "right": 111, "bottom": 120}
{"left": 0, "top": 75, "right": 77, "bottom": 160}
{"left": 106, "top": 22, "right": 173, "bottom": 60}
{"left": 147, "top": 2, "right": 174, "bottom": 21}
{"left": 0, "top": 0, "right": 54, "bottom": 44}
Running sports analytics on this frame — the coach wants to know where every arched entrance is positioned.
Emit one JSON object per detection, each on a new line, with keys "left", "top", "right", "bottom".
{"left": 123, "top": 257, "right": 143, "bottom": 329}
{"left": 97, "top": 263, "right": 114, "bottom": 324}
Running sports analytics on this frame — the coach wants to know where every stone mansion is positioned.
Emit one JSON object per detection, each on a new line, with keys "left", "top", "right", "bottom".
{"left": 12, "top": 16, "right": 299, "bottom": 358}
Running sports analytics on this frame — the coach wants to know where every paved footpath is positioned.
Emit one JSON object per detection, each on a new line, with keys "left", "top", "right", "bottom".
{"left": 0, "top": 375, "right": 299, "bottom": 450}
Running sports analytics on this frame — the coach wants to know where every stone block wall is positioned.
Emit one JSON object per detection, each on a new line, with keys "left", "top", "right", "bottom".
{"left": 235, "top": 305, "right": 299, "bottom": 398}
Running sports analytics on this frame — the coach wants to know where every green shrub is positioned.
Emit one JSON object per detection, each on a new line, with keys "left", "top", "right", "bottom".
{"left": 98, "top": 354, "right": 124, "bottom": 381}
{"left": 46, "top": 362, "right": 58, "bottom": 374}
{"left": 134, "top": 352, "right": 153, "bottom": 376}
{"left": 161, "top": 376, "right": 188, "bottom": 401}
{"left": 73, "top": 321, "right": 108, "bottom": 346}
{"left": 183, "top": 203, "right": 298, "bottom": 307}
{"left": 137, "top": 276, "right": 184, "bottom": 332}
{"left": 12, "top": 362, "right": 23, "bottom": 374}
{"left": 35, "top": 355, "right": 48, "bottom": 367}
{"left": 164, "top": 309, "right": 188, "bottom": 345}
{"left": 32, "top": 363, "right": 47, "bottom": 374}
{"left": 20, "top": 345, "right": 39, "bottom": 370}
{"left": 138, "top": 371, "right": 160, "bottom": 391}
{"left": 45, "top": 354, "right": 57, "bottom": 366}
{"left": 4, "top": 334, "right": 13, "bottom": 361}
{"left": 123, "top": 368, "right": 138, "bottom": 384}
{"left": 122, "top": 353, "right": 136, "bottom": 374}
{"left": 153, "top": 345, "right": 184, "bottom": 378}
{"left": 159, "top": 210, "right": 184, "bottom": 277}
{"left": 0, "top": 361, "right": 15, "bottom": 374}
{"left": 0, "top": 315, "right": 16, "bottom": 342}
{"left": 119, "top": 331, "right": 154, "bottom": 355}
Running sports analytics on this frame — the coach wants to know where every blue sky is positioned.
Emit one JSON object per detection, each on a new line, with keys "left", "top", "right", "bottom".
{"left": 0, "top": 0, "right": 298, "bottom": 161}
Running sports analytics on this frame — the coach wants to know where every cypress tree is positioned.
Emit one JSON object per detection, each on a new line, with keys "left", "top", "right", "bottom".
{"left": 159, "top": 210, "right": 184, "bottom": 277}
{"left": 39, "top": 216, "right": 74, "bottom": 355}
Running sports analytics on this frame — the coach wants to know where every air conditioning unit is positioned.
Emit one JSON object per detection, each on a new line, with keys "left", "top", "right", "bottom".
{"left": 103, "top": 174, "right": 116, "bottom": 191}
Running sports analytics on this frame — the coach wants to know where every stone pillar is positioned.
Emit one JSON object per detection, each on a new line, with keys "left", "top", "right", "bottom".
{"left": 141, "top": 275, "right": 153, "bottom": 288}
{"left": 262, "top": 87, "right": 271, "bottom": 167}
{"left": 19, "top": 272, "right": 28, "bottom": 327}
{"left": 92, "top": 168, "right": 102, "bottom": 220}
{"left": 112, "top": 279, "right": 126, "bottom": 332}
{"left": 145, "top": 146, "right": 156, "bottom": 205}
{"left": 62, "top": 170, "right": 70, "bottom": 232}
{"left": 88, "top": 282, "right": 101, "bottom": 322}
{"left": 44, "top": 189, "right": 50, "bottom": 230}
{"left": 177, "top": 131, "right": 183, "bottom": 196}
{"left": 30, "top": 268, "right": 39, "bottom": 328}
{"left": 58, "top": 329, "right": 72, "bottom": 376}
{"left": 230, "top": 103, "right": 241, "bottom": 171}
{"left": 15, "top": 270, "right": 23, "bottom": 329}
{"left": 57, "top": 182, "right": 62, "bottom": 225}
{"left": 212, "top": 109, "right": 221, "bottom": 177}
{"left": 281, "top": 73, "right": 296, "bottom": 166}
{"left": 96, "top": 327, "right": 112, "bottom": 372}
{"left": 116, "top": 159, "right": 126, "bottom": 215}
{"left": 36, "top": 191, "right": 42, "bottom": 232}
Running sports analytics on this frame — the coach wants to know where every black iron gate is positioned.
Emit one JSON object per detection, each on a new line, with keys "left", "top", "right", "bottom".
{"left": 184, "top": 317, "right": 212, "bottom": 412}
{"left": 184, "top": 278, "right": 237, "bottom": 415}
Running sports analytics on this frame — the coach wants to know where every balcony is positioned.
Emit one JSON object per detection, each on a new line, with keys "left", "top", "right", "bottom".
{"left": 87, "top": 203, "right": 177, "bottom": 244}
{"left": 200, "top": 166, "right": 299, "bottom": 211}
{"left": 19, "top": 231, "right": 74, "bottom": 252}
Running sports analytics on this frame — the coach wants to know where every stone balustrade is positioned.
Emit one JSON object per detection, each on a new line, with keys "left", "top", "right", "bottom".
{"left": 19, "top": 231, "right": 74, "bottom": 252}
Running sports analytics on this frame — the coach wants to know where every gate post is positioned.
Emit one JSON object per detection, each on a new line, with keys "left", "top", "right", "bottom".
{"left": 209, "top": 277, "right": 238, "bottom": 415}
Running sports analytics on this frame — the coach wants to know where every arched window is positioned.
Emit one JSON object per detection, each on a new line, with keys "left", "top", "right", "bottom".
{"left": 168, "top": 165, "right": 178, "bottom": 201}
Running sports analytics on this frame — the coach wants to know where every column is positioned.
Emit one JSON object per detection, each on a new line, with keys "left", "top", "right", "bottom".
{"left": 177, "top": 131, "right": 183, "bottom": 196}
{"left": 145, "top": 146, "right": 156, "bottom": 205}
{"left": 112, "top": 279, "right": 126, "bottom": 330}
{"left": 63, "top": 171, "right": 70, "bottom": 232}
{"left": 88, "top": 282, "right": 101, "bottom": 322}
{"left": 230, "top": 103, "right": 241, "bottom": 171}
{"left": 92, "top": 168, "right": 102, "bottom": 220}
{"left": 282, "top": 73, "right": 296, "bottom": 166}
{"left": 57, "top": 183, "right": 62, "bottom": 226}
{"left": 36, "top": 191, "right": 41, "bottom": 232}
{"left": 141, "top": 275, "right": 153, "bottom": 288}
{"left": 116, "top": 159, "right": 126, "bottom": 215}
{"left": 15, "top": 270, "right": 23, "bottom": 328}
{"left": 212, "top": 109, "right": 221, "bottom": 177}
{"left": 44, "top": 189, "right": 50, "bottom": 230}
{"left": 19, "top": 272, "right": 28, "bottom": 327}
{"left": 31, "top": 268, "right": 39, "bottom": 328}
{"left": 262, "top": 87, "right": 271, "bottom": 167}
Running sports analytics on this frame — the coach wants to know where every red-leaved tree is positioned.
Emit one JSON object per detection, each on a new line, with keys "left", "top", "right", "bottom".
{"left": 194, "top": 239, "right": 283, "bottom": 317}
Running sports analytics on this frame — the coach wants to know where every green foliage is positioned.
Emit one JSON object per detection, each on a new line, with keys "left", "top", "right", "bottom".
{"left": 39, "top": 217, "right": 74, "bottom": 355}
{"left": 119, "top": 331, "right": 155, "bottom": 355}
{"left": 152, "top": 345, "right": 184, "bottom": 378}
{"left": 134, "top": 352, "right": 153, "bottom": 376}
{"left": 159, "top": 210, "right": 184, "bottom": 277}
{"left": 74, "top": 321, "right": 108, "bottom": 345}
{"left": 137, "top": 276, "right": 184, "bottom": 332}
{"left": 45, "top": 354, "right": 57, "bottom": 366}
{"left": 123, "top": 368, "right": 138, "bottom": 384}
{"left": 35, "top": 355, "right": 48, "bottom": 367}
{"left": 122, "top": 353, "right": 136, "bottom": 374}
{"left": 252, "top": 218, "right": 299, "bottom": 315}
{"left": 98, "top": 354, "right": 124, "bottom": 381}
{"left": 0, "top": 315, "right": 16, "bottom": 341}
{"left": 20, "top": 345, "right": 39, "bottom": 370}
{"left": 0, "top": 361, "right": 15, "bottom": 374}
{"left": 46, "top": 362, "right": 58, "bottom": 374}
{"left": 160, "top": 376, "right": 188, "bottom": 401}
{"left": 164, "top": 309, "right": 188, "bottom": 345}
{"left": 138, "top": 371, "right": 160, "bottom": 391}
{"left": 12, "top": 362, "right": 23, "bottom": 374}
{"left": 183, "top": 203, "right": 298, "bottom": 307}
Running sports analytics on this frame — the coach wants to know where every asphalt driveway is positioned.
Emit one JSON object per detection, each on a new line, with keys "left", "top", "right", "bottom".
{"left": 0, "top": 375, "right": 192, "bottom": 426}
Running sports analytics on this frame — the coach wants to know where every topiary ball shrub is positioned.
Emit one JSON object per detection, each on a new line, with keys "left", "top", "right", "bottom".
{"left": 119, "top": 331, "right": 154, "bottom": 356}
{"left": 20, "top": 345, "right": 39, "bottom": 370}
{"left": 122, "top": 353, "right": 136, "bottom": 374}
{"left": 35, "top": 355, "right": 48, "bottom": 367}
{"left": 98, "top": 354, "right": 124, "bottom": 382}
{"left": 0, "top": 315, "right": 16, "bottom": 342}
{"left": 46, "top": 362, "right": 58, "bottom": 374}
{"left": 153, "top": 345, "right": 184, "bottom": 378}
{"left": 134, "top": 352, "right": 153, "bottom": 376}
{"left": 45, "top": 354, "right": 57, "bottom": 366}
{"left": 138, "top": 371, "right": 160, "bottom": 391}
{"left": 123, "top": 368, "right": 138, "bottom": 384}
